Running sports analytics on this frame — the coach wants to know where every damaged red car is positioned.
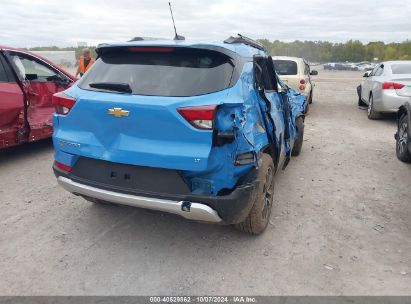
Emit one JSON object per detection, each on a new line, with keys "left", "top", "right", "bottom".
{"left": 0, "top": 46, "right": 76, "bottom": 149}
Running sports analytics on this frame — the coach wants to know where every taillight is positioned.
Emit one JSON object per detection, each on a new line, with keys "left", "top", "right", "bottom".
{"left": 299, "top": 85, "right": 305, "bottom": 91}
{"left": 177, "top": 105, "right": 217, "bottom": 130}
{"left": 382, "top": 82, "right": 405, "bottom": 90}
{"left": 300, "top": 79, "right": 306, "bottom": 85}
{"left": 52, "top": 92, "right": 76, "bottom": 115}
{"left": 55, "top": 161, "right": 72, "bottom": 172}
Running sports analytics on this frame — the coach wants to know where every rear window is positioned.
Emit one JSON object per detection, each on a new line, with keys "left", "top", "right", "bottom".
{"left": 391, "top": 64, "right": 411, "bottom": 75}
{"left": 78, "top": 48, "right": 234, "bottom": 97}
{"left": 273, "top": 60, "right": 298, "bottom": 75}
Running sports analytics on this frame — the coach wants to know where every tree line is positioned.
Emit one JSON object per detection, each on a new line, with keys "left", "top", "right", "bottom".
{"left": 258, "top": 39, "right": 411, "bottom": 63}
{"left": 28, "top": 39, "right": 411, "bottom": 63}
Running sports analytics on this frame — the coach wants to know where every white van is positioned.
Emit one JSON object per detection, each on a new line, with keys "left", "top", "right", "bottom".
{"left": 272, "top": 56, "right": 318, "bottom": 104}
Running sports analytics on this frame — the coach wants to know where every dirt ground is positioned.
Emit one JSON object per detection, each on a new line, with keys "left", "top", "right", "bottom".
{"left": 0, "top": 70, "right": 410, "bottom": 295}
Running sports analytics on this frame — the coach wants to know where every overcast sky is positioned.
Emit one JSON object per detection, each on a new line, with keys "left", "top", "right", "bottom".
{"left": 0, "top": 0, "right": 410, "bottom": 47}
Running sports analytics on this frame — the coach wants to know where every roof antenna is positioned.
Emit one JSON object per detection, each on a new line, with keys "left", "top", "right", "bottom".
{"left": 169, "top": 2, "right": 185, "bottom": 40}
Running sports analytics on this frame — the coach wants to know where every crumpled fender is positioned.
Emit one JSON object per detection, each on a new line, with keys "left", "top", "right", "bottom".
{"left": 182, "top": 62, "right": 269, "bottom": 195}
{"left": 288, "top": 87, "right": 307, "bottom": 120}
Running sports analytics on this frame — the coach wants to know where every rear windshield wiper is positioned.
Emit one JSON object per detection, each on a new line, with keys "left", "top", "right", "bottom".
{"left": 89, "top": 82, "right": 132, "bottom": 94}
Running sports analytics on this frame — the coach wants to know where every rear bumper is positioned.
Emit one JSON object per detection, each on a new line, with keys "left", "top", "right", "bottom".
{"left": 57, "top": 176, "right": 223, "bottom": 223}
{"left": 375, "top": 91, "right": 409, "bottom": 112}
{"left": 54, "top": 165, "right": 259, "bottom": 225}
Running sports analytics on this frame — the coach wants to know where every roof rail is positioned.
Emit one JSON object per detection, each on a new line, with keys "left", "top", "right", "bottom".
{"left": 224, "top": 34, "right": 265, "bottom": 51}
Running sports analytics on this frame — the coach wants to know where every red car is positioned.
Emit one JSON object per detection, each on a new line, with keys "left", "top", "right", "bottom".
{"left": 0, "top": 46, "right": 76, "bottom": 149}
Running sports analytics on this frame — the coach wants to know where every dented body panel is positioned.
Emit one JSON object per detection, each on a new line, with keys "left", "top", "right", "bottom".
{"left": 53, "top": 39, "right": 307, "bottom": 224}
{"left": 0, "top": 46, "right": 76, "bottom": 149}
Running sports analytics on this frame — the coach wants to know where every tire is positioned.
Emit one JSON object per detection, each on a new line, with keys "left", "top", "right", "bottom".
{"left": 396, "top": 114, "right": 411, "bottom": 163}
{"left": 367, "top": 94, "right": 380, "bottom": 120}
{"left": 357, "top": 86, "right": 367, "bottom": 107}
{"left": 308, "top": 91, "right": 313, "bottom": 104}
{"left": 291, "top": 116, "right": 304, "bottom": 156}
{"left": 235, "top": 154, "right": 275, "bottom": 235}
{"left": 305, "top": 98, "right": 310, "bottom": 114}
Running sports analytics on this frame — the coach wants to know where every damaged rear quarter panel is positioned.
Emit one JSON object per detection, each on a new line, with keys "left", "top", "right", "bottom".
{"left": 182, "top": 62, "right": 269, "bottom": 195}
{"left": 288, "top": 87, "right": 307, "bottom": 120}
{"left": 288, "top": 86, "right": 307, "bottom": 140}
{"left": 182, "top": 64, "right": 307, "bottom": 196}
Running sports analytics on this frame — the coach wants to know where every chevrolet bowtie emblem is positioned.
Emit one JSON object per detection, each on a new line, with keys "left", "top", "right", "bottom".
{"left": 108, "top": 108, "right": 130, "bottom": 118}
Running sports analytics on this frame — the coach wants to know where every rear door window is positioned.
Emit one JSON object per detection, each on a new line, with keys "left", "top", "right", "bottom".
{"left": 391, "top": 64, "right": 411, "bottom": 75}
{"left": 0, "top": 58, "right": 8, "bottom": 82}
{"left": 304, "top": 64, "right": 310, "bottom": 76}
{"left": 78, "top": 48, "right": 235, "bottom": 97}
{"left": 273, "top": 60, "right": 298, "bottom": 75}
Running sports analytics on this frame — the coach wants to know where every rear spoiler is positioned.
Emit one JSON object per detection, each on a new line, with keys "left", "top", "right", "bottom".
{"left": 95, "top": 43, "right": 241, "bottom": 62}
{"left": 224, "top": 34, "right": 265, "bottom": 51}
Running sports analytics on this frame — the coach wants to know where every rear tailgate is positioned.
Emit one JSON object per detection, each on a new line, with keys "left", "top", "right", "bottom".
{"left": 55, "top": 89, "right": 230, "bottom": 171}
{"left": 54, "top": 46, "right": 235, "bottom": 172}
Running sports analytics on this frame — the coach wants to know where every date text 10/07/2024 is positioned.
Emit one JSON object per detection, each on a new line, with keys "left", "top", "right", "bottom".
{"left": 149, "top": 296, "right": 257, "bottom": 303}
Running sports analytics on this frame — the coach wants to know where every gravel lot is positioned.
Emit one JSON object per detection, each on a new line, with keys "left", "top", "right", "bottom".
{"left": 0, "top": 70, "right": 410, "bottom": 295}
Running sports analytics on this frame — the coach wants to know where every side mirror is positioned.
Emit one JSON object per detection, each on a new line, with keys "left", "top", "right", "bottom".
{"left": 363, "top": 71, "right": 371, "bottom": 77}
{"left": 310, "top": 70, "right": 318, "bottom": 76}
{"left": 25, "top": 74, "right": 38, "bottom": 81}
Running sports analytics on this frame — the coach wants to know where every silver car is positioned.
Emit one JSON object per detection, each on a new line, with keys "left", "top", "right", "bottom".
{"left": 358, "top": 61, "right": 411, "bottom": 119}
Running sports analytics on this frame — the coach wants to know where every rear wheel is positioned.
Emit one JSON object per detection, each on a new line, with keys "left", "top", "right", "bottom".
{"left": 308, "top": 91, "right": 313, "bottom": 104}
{"left": 291, "top": 116, "right": 304, "bottom": 156}
{"left": 235, "top": 154, "right": 275, "bottom": 235}
{"left": 367, "top": 94, "right": 380, "bottom": 120}
{"left": 396, "top": 114, "right": 411, "bottom": 163}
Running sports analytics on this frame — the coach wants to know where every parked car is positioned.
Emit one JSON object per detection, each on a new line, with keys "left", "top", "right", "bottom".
{"left": 323, "top": 63, "right": 336, "bottom": 70}
{"left": 357, "top": 61, "right": 411, "bottom": 119}
{"left": 356, "top": 62, "right": 375, "bottom": 71}
{"left": 396, "top": 100, "right": 411, "bottom": 162}
{"left": 0, "top": 46, "right": 76, "bottom": 149}
{"left": 52, "top": 36, "right": 308, "bottom": 235}
{"left": 343, "top": 63, "right": 359, "bottom": 71}
{"left": 272, "top": 56, "right": 318, "bottom": 104}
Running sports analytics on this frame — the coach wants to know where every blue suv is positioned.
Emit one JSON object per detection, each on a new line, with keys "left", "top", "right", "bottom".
{"left": 52, "top": 35, "right": 308, "bottom": 234}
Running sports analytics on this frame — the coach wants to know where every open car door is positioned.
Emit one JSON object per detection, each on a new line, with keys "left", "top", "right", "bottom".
{"left": 0, "top": 51, "right": 25, "bottom": 149}
{"left": 253, "top": 55, "right": 291, "bottom": 169}
{"left": 7, "top": 51, "right": 73, "bottom": 142}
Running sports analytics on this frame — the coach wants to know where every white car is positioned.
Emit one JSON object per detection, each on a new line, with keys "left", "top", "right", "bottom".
{"left": 358, "top": 61, "right": 411, "bottom": 119}
{"left": 356, "top": 63, "right": 375, "bottom": 71}
{"left": 272, "top": 56, "right": 318, "bottom": 104}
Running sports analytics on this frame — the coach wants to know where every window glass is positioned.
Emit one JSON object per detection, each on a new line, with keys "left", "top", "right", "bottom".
{"left": 272, "top": 60, "right": 298, "bottom": 75}
{"left": 78, "top": 48, "right": 234, "bottom": 97}
{"left": 10, "top": 54, "right": 56, "bottom": 81}
{"left": 375, "top": 66, "right": 384, "bottom": 76}
{"left": 391, "top": 64, "right": 411, "bottom": 75}
{"left": 304, "top": 64, "right": 310, "bottom": 75}
{"left": 370, "top": 65, "right": 380, "bottom": 76}
{"left": 0, "top": 59, "right": 8, "bottom": 82}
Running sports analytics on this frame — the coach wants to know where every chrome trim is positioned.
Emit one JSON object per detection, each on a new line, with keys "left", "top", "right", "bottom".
{"left": 57, "top": 177, "right": 222, "bottom": 223}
